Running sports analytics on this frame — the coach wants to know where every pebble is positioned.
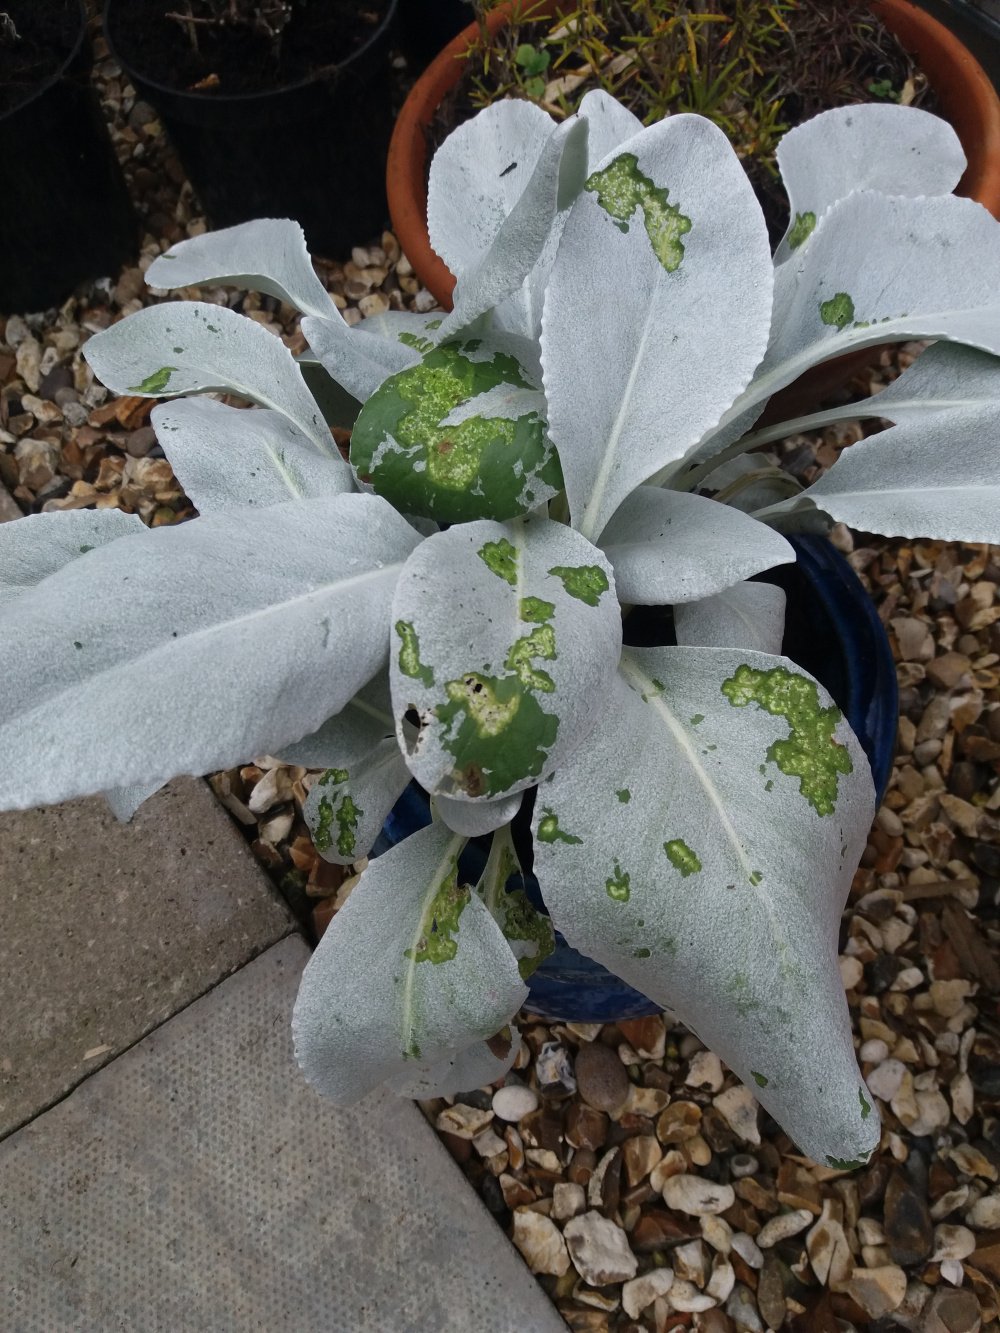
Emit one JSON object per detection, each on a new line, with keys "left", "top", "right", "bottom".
{"left": 686, "top": 1050, "right": 725, "bottom": 1092}
{"left": 511, "top": 1209, "right": 570, "bottom": 1275}
{"left": 492, "top": 1083, "right": 538, "bottom": 1123}
{"left": 435, "top": 1103, "right": 493, "bottom": 1139}
{"left": 700, "top": 1214, "right": 732, "bottom": 1255}
{"left": 552, "top": 1182, "right": 586, "bottom": 1221}
{"left": 920, "top": 1286, "right": 983, "bottom": 1333}
{"left": 621, "top": 1133, "right": 662, "bottom": 1186}
{"left": 713, "top": 1085, "right": 760, "bottom": 1144}
{"left": 667, "top": 1278, "right": 716, "bottom": 1312}
{"left": 844, "top": 1264, "right": 908, "bottom": 1319}
{"left": 867, "top": 1057, "right": 907, "bottom": 1102}
{"left": 966, "top": 1192, "right": 1000, "bottom": 1228}
{"left": 884, "top": 1170, "right": 933, "bottom": 1266}
{"left": 618, "top": 1014, "right": 666, "bottom": 1060}
{"left": 574, "top": 1041, "right": 629, "bottom": 1114}
{"left": 672, "top": 1239, "right": 708, "bottom": 1286}
{"left": 839, "top": 955, "right": 864, "bottom": 989}
{"left": 755, "top": 1208, "right": 813, "bottom": 1248}
{"left": 729, "top": 1153, "right": 759, "bottom": 1179}
{"left": 725, "top": 1282, "right": 764, "bottom": 1332}
{"left": 563, "top": 1210, "right": 638, "bottom": 1285}
{"left": 730, "top": 1232, "right": 764, "bottom": 1270}
{"left": 932, "top": 1224, "right": 977, "bottom": 1262}
{"left": 537, "top": 1040, "right": 576, "bottom": 1096}
{"left": 621, "top": 1267, "right": 675, "bottom": 1319}
{"left": 705, "top": 1256, "right": 735, "bottom": 1303}
{"left": 661, "top": 1175, "right": 735, "bottom": 1216}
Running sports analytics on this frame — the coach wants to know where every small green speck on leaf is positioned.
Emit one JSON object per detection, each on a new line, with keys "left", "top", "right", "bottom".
{"left": 826, "top": 1155, "right": 867, "bottom": 1171}
{"left": 859, "top": 1087, "right": 872, "bottom": 1120}
{"left": 819, "top": 292, "right": 856, "bottom": 330}
{"left": 127, "top": 366, "right": 178, "bottom": 394}
{"left": 536, "top": 808, "right": 582, "bottom": 845}
{"left": 520, "top": 595, "right": 555, "bottom": 623}
{"left": 605, "top": 861, "right": 631, "bottom": 902}
{"left": 689, "top": 714, "right": 704, "bottom": 726}
{"left": 664, "top": 838, "right": 701, "bottom": 877}
{"left": 749, "top": 870, "right": 763, "bottom": 887}
{"left": 73, "top": 641, "right": 83, "bottom": 650}
{"left": 633, "top": 947, "right": 651, "bottom": 959}
{"left": 616, "top": 788, "right": 631, "bottom": 803}
{"left": 788, "top": 212, "right": 816, "bottom": 250}
{"left": 78, "top": 545, "right": 94, "bottom": 554}
{"left": 751, "top": 1070, "right": 769, "bottom": 1087}
{"left": 548, "top": 564, "right": 609, "bottom": 606}
{"left": 479, "top": 538, "right": 518, "bottom": 585}
{"left": 395, "top": 620, "right": 434, "bottom": 688}
{"left": 318, "top": 767, "right": 349, "bottom": 787}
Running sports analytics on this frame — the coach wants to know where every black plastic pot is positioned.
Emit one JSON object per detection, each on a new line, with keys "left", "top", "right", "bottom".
{"left": 398, "top": 0, "right": 475, "bottom": 68}
{"left": 103, "top": 0, "right": 399, "bottom": 260}
{"left": 0, "top": 1, "right": 136, "bottom": 313}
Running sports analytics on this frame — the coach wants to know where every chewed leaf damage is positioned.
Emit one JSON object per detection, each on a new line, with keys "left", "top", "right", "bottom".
{"left": 585, "top": 152, "right": 692, "bottom": 272}
{"left": 350, "top": 342, "right": 562, "bottom": 523}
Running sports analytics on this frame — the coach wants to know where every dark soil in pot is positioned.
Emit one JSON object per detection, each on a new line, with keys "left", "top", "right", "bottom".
{"left": 429, "top": 0, "right": 936, "bottom": 244}
{"left": 107, "top": 0, "right": 391, "bottom": 96}
{"left": 0, "top": 0, "right": 79, "bottom": 115}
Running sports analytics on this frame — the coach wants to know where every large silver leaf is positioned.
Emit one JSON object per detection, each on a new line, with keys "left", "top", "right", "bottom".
{"left": 674, "top": 582, "right": 787, "bottom": 654}
{"left": 433, "top": 115, "right": 589, "bottom": 342}
{"left": 387, "top": 1030, "right": 522, "bottom": 1098}
{"left": 434, "top": 792, "right": 523, "bottom": 837}
{"left": 390, "top": 516, "right": 621, "bottom": 800}
{"left": 578, "top": 89, "right": 643, "bottom": 169}
{"left": 427, "top": 100, "right": 557, "bottom": 281}
{"left": 541, "top": 113, "right": 773, "bottom": 541}
{"left": 733, "top": 192, "right": 1000, "bottom": 423}
{"left": 277, "top": 674, "right": 394, "bottom": 768}
{"left": 84, "top": 300, "right": 334, "bottom": 454}
{"left": 0, "top": 494, "right": 420, "bottom": 810}
{"left": 775, "top": 404, "right": 1000, "bottom": 542}
{"left": 300, "top": 310, "right": 429, "bottom": 404}
{"left": 599, "top": 488, "right": 793, "bottom": 604}
{"left": 304, "top": 739, "right": 411, "bottom": 866}
{"left": 774, "top": 105, "right": 966, "bottom": 263}
{"left": 152, "top": 398, "right": 353, "bottom": 511}
{"left": 104, "top": 781, "right": 165, "bottom": 823}
{"left": 145, "top": 217, "right": 335, "bottom": 319}
{"left": 532, "top": 647, "right": 879, "bottom": 1167}
{"left": 292, "top": 821, "right": 528, "bottom": 1103}
{"left": 0, "top": 508, "right": 143, "bottom": 609}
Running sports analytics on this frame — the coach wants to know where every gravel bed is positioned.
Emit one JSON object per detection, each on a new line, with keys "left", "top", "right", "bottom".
{"left": 2, "top": 19, "right": 999, "bottom": 1333}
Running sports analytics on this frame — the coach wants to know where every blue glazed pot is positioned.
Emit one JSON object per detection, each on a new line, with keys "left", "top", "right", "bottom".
{"left": 374, "top": 534, "right": 898, "bottom": 1022}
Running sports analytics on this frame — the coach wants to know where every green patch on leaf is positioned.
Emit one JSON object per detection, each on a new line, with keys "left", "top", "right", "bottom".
{"left": 318, "top": 767, "right": 349, "bottom": 787}
{"left": 585, "top": 152, "right": 692, "bottom": 272}
{"left": 350, "top": 342, "right": 562, "bottom": 522}
{"left": 633, "top": 947, "right": 651, "bottom": 958}
{"left": 787, "top": 211, "right": 816, "bottom": 250}
{"left": 689, "top": 714, "right": 704, "bottom": 726}
{"left": 500, "top": 888, "right": 556, "bottom": 979}
{"left": 479, "top": 537, "right": 518, "bottom": 585}
{"left": 398, "top": 330, "right": 434, "bottom": 355}
{"left": 78, "top": 544, "right": 94, "bottom": 554}
{"left": 405, "top": 860, "right": 469, "bottom": 965}
{"left": 616, "top": 788, "right": 631, "bottom": 803}
{"left": 721, "top": 663, "right": 853, "bottom": 816}
{"left": 505, "top": 624, "right": 557, "bottom": 693}
{"left": 127, "top": 366, "right": 178, "bottom": 394}
{"left": 825, "top": 1155, "right": 867, "bottom": 1171}
{"left": 437, "top": 672, "right": 559, "bottom": 796}
{"left": 819, "top": 292, "right": 855, "bottom": 330}
{"left": 547, "top": 563, "right": 609, "bottom": 606}
{"left": 536, "top": 808, "right": 582, "bottom": 845}
{"left": 520, "top": 595, "right": 555, "bottom": 623}
{"left": 726, "top": 971, "right": 760, "bottom": 1017}
{"left": 859, "top": 1087, "right": 872, "bottom": 1120}
{"left": 664, "top": 838, "right": 702, "bottom": 877}
{"left": 395, "top": 620, "right": 434, "bottom": 688}
{"left": 312, "top": 786, "right": 362, "bottom": 859}
{"left": 749, "top": 869, "right": 764, "bottom": 887}
{"left": 605, "top": 861, "right": 631, "bottom": 902}
{"left": 752, "top": 1070, "right": 769, "bottom": 1087}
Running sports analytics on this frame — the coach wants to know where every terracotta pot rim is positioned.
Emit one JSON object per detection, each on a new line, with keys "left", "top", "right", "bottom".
{"left": 387, "top": 0, "right": 1000, "bottom": 309}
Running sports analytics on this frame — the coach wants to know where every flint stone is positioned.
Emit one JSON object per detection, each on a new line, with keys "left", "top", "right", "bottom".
{"left": 621, "top": 1267, "right": 675, "bottom": 1319}
{"left": 920, "top": 1287, "right": 982, "bottom": 1333}
{"left": 564, "top": 1210, "right": 638, "bottom": 1286}
{"left": 662, "top": 1175, "right": 735, "bottom": 1216}
{"left": 884, "top": 1170, "right": 933, "bottom": 1266}
{"left": 512, "top": 1210, "right": 570, "bottom": 1276}
{"left": 713, "top": 1085, "right": 760, "bottom": 1144}
{"left": 844, "top": 1265, "right": 907, "bottom": 1319}
{"left": 575, "top": 1041, "right": 629, "bottom": 1114}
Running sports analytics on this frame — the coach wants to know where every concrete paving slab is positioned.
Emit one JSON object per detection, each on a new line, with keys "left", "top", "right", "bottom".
{"left": 0, "top": 778, "right": 293, "bottom": 1138}
{"left": 0, "top": 936, "right": 567, "bottom": 1333}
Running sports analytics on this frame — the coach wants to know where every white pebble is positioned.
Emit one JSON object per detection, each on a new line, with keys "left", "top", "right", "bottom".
{"left": 859, "top": 1038, "right": 890, "bottom": 1063}
{"left": 932, "top": 1224, "right": 976, "bottom": 1262}
{"left": 492, "top": 1083, "right": 538, "bottom": 1122}
{"left": 662, "top": 1174, "right": 735, "bottom": 1216}
{"left": 867, "top": 1058, "right": 907, "bottom": 1102}
{"left": 756, "top": 1209, "right": 813, "bottom": 1249}
{"left": 731, "top": 1232, "right": 764, "bottom": 1269}
{"left": 667, "top": 1278, "right": 716, "bottom": 1313}
{"left": 622, "top": 1268, "right": 675, "bottom": 1319}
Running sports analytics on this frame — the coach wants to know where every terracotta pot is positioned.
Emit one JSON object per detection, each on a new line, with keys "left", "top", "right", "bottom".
{"left": 387, "top": 0, "right": 1000, "bottom": 313}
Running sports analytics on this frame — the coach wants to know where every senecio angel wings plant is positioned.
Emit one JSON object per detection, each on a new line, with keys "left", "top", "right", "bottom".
{"left": 4, "top": 93, "right": 1000, "bottom": 1169}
